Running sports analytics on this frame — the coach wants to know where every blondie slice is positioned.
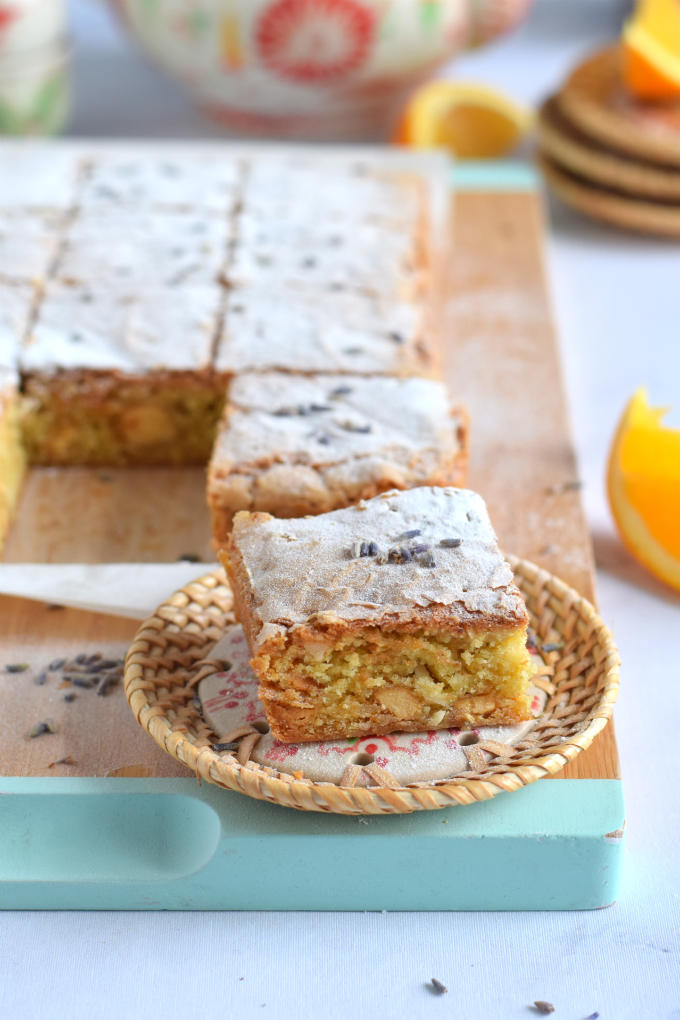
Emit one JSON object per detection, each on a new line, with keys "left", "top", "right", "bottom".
{"left": 208, "top": 373, "right": 468, "bottom": 544}
{"left": 222, "top": 487, "right": 533, "bottom": 743}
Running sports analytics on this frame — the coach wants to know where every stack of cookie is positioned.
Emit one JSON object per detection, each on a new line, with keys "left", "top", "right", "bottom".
{"left": 538, "top": 44, "right": 680, "bottom": 236}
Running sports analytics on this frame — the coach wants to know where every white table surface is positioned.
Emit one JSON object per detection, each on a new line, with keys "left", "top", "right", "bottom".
{"left": 3, "top": 1, "right": 680, "bottom": 1016}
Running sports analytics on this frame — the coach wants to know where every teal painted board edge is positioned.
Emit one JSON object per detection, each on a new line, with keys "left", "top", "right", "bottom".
{"left": 0, "top": 777, "right": 624, "bottom": 911}
{"left": 452, "top": 160, "right": 539, "bottom": 192}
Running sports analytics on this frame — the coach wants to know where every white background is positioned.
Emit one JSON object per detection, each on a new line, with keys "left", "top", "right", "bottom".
{"left": 2, "top": 1, "right": 680, "bottom": 1016}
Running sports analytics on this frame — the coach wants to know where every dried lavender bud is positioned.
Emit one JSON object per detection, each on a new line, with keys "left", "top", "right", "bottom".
{"left": 35, "top": 671, "right": 48, "bottom": 686}
{"left": 193, "top": 694, "right": 201, "bottom": 709}
{"left": 64, "top": 691, "right": 76, "bottom": 702}
{"left": 316, "top": 433, "right": 331, "bottom": 445}
{"left": 410, "top": 544, "right": 430, "bottom": 555}
{"left": 96, "top": 674, "right": 120, "bottom": 696}
{"left": 212, "top": 742, "right": 240, "bottom": 752}
{"left": 367, "top": 541, "right": 379, "bottom": 556}
{"left": 389, "top": 331, "right": 405, "bottom": 345}
{"left": 541, "top": 643, "right": 562, "bottom": 653}
{"left": 85, "top": 659, "right": 120, "bottom": 674}
{"left": 330, "top": 385, "right": 352, "bottom": 397}
{"left": 389, "top": 546, "right": 412, "bottom": 563}
{"left": 75, "top": 654, "right": 87, "bottom": 665}
{"left": 5, "top": 664, "right": 29, "bottom": 673}
{"left": 440, "top": 538, "right": 461, "bottom": 548}
{"left": 84, "top": 653, "right": 102, "bottom": 665}
{"left": 28, "top": 722, "right": 49, "bottom": 738}
{"left": 352, "top": 424, "right": 371, "bottom": 434}
{"left": 177, "top": 553, "right": 201, "bottom": 562}
{"left": 584, "top": 1014, "right": 599, "bottom": 1019}
{"left": 431, "top": 979, "right": 448, "bottom": 995}
{"left": 273, "top": 408, "right": 293, "bottom": 417}
{"left": 69, "top": 676, "right": 95, "bottom": 689}
{"left": 309, "top": 404, "right": 331, "bottom": 413}
{"left": 48, "top": 658, "right": 65, "bottom": 671}
{"left": 359, "top": 542, "right": 370, "bottom": 557}
{"left": 402, "top": 529, "right": 421, "bottom": 539}
{"left": 533, "top": 1004, "right": 555, "bottom": 1015}
{"left": 343, "top": 347, "right": 363, "bottom": 355}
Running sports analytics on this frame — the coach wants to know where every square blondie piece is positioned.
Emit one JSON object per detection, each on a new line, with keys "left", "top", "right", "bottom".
{"left": 222, "top": 487, "right": 533, "bottom": 743}
{"left": 208, "top": 373, "right": 468, "bottom": 545}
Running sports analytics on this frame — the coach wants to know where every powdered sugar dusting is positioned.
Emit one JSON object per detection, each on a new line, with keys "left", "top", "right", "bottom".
{"left": 229, "top": 487, "right": 526, "bottom": 640}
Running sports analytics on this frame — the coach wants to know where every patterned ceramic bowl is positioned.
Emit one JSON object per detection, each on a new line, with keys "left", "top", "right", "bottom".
{"left": 111, "top": 0, "right": 534, "bottom": 140}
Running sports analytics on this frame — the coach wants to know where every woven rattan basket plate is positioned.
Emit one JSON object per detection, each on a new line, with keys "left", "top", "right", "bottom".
{"left": 124, "top": 556, "right": 620, "bottom": 814}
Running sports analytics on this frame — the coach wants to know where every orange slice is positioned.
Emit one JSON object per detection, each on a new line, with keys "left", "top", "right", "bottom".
{"left": 608, "top": 388, "right": 680, "bottom": 591}
{"left": 623, "top": 0, "right": 680, "bottom": 100}
{"left": 396, "top": 81, "right": 532, "bottom": 159}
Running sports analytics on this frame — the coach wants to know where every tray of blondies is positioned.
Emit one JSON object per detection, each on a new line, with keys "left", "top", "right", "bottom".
{"left": 0, "top": 144, "right": 623, "bottom": 908}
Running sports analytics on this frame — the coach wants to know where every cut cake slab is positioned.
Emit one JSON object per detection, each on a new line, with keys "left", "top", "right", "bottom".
{"left": 222, "top": 487, "right": 533, "bottom": 743}
{"left": 208, "top": 372, "right": 468, "bottom": 544}
{"left": 12, "top": 146, "right": 442, "bottom": 465}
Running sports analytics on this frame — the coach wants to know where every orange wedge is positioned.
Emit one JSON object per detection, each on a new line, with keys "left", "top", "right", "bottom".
{"left": 608, "top": 388, "right": 680, "bottom": 591}
{"left": 623, "top": 0, "right": 680, "bottom": 100}
{"left": 396, "top": 81, "right": 532, "bottom": 159}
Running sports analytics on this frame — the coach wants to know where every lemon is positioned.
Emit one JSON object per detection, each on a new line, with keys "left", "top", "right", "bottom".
{"left": 608, "top": 388, "right": 680, "bottom": 591}
{"left": 396, "top": 81, "right": 532, "bottom": 159}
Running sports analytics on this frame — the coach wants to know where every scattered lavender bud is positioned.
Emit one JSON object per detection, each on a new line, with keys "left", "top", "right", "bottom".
{"left": 330, "top": 385, "right": 352, "bottom": 397}
{"left": 389, "top": 546, "right": 412, "bottom": 563}
{"left": 389, "top": 331, "right": 405, "bottom": 345}
{"left": 35, "top": 671, "right": 48, "bottom": 686}
{"left": 69, "top": 676, "right": 95, "bottom": 689}
{"left": 64, "top": 692, "right": 76, "bottom": 702}
{"left": 213, "top": 742, "right": 240, "bottom": 752}
{"left": 48, "top": 659, "right": 65, "bottom": 671}
{"left": 410, "top": 543, "right": 430, "bottom": 555}
{"left": 309, "top": 404, "right": 331, "bottom": 413}
{"left": 542, "top": 643, "right": 562, "bottom": 653}
{"left": 75, "top": 654, "right": 87, "bottom": 665}
{"left": 359, "top": 542, "right": 370, "bottom": 557}
{"left": 273, "top": 408, "right": 293, "bottom": 417}
{"left": 534, "top": 1004, "right": 555, "bottom": 1015}
{"left": 177, "top": 553, "right": 201, "bottom": 562}
{"left": 367, "top": 541, "right": 379, "bottom": 556}
{"left": 85, "top": 659, "right": 120, "bottom": 674}
{"left": 440, "top": 538, "right": 461, "bottom": 548}
{"left": 431, "top": 979, "right": 448, "bottom": 995}
{"left": 28, "top": 722, "right": 49, "bottom": 738}
{"left": 5, "top": 664, "right": 29, "bottom": 673}
{"left": 402, "top": 529, "right": 422, "bottom": 539}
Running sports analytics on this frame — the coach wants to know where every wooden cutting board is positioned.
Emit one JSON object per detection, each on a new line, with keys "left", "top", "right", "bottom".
{"left": 0, "top": 177, "right": 620, "bottom": 784}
